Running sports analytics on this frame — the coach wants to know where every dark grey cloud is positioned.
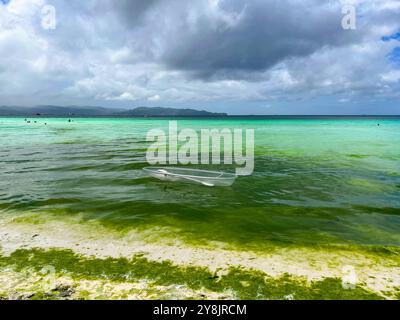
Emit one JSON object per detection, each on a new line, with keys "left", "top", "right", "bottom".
{"left": 39, "top": 0, "right": 365, "bottom": 80}
{"left": 112, "top": 0, "right": 358, "bottom": 79}
{"left": 112, "top": 0, "right": 160, "bottom": 26}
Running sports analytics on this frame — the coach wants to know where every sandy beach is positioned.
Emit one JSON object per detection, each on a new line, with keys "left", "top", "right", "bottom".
{"left": 1, "top": 212, "right": 399, "bottom": 300}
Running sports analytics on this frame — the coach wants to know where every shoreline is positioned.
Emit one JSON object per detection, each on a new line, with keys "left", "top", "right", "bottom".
{"left": 1, "top": 213, "right": 399, "bottom": 300}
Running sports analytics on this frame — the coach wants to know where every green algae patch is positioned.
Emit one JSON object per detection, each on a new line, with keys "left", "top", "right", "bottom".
{"left": 0, "top": 248, "right": 385, "bottom": 300}
{"left": 6, "top": 209, "right": 400, "bottom": 268}
{"left": 9, "top": 213, "right": 46, "bottom": 225}
{"left": 5, "top": 199, "right": 400, "bottom": 253}
{"left": 347, "top": 154, "right": 370, "bottom": 159}
{"left": 360, "top": 245, "right": 400, "bottom": 259}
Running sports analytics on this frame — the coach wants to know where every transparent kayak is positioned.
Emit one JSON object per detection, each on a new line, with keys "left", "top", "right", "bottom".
{"left": 143, "top": 167, "right": 236, "bottom": 187}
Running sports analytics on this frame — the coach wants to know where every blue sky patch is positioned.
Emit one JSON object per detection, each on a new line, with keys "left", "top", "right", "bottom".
{"left": 382, "top": 31, "right": 400, "bottom": 42}
{"left": 388, "top": 47, "right": 400, "bottom": 64}
{"left": 0, "top": 0, "right": 11, "bottom": 5}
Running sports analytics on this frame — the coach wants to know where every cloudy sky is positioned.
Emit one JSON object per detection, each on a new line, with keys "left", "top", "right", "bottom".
{"left": 0, "top": 0, "right": 399, "bottom": 114}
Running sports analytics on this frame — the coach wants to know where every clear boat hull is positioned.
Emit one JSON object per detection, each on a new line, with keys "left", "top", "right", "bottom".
{"left": 143, "top": 167, "right": 236, "bottom": 187}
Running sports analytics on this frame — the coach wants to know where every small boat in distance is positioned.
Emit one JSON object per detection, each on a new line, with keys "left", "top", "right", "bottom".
{"left": 143, "top": 167, "right": 237, "bottom": 187}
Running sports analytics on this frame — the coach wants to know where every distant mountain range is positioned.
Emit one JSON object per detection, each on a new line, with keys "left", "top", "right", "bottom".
{"left": 0, "top": 106, "right": 227, "bottom": 117}
{"left": 117, "top": 107, "right": 226, "bottom": 117}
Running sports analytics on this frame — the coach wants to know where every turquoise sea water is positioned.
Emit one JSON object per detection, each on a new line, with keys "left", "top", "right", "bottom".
{"left": 1, "top": 117, "right": 400, "bottom": 249}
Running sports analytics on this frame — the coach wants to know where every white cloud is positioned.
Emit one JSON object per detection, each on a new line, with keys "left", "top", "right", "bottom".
{"left": 148, "top": 94, "right": 161, "bottom": 101}
{"left": 381, "top": 70, "right": 400, "bottom": 82}
{"left": 108, "top": 92, "right": 135, "bottom": 101}
{"left": 6, "top": 0, "right": 43, "bottom": 16}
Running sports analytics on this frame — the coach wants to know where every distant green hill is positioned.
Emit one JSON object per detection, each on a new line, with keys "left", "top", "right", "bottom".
{"left": 0, "top": 105, "right": 118, "bottom": 116}
{"left": 0, "top": 106, "right": 227, "bottom": 117}
{"left": 117, "top": 107, "right": 227, "bottom": 117}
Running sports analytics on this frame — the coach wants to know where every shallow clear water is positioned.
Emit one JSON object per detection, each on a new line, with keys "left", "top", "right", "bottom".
{"left": 1, "top": 117, "right": 400, "bottom": 248}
